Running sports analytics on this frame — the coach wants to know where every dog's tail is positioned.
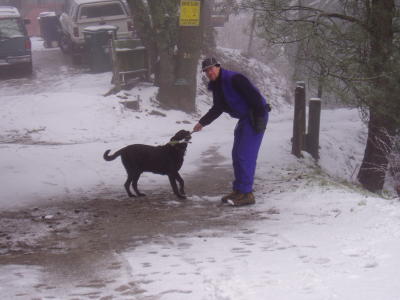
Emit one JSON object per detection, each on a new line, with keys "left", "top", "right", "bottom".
{"left": 103, "top": 149, "right": 122, "bottom": 161}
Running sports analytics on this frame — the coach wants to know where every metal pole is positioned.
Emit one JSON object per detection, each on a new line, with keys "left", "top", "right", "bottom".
{"left": 292, "top": 81, "right": 306, "bottom": 158}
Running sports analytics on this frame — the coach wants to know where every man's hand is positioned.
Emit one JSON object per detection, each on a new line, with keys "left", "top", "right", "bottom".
{"left": 193, "top": 123, "right": 203, "bottom": 132}
{"left": 253, "top": 117, "right": 267, "bottom": 133}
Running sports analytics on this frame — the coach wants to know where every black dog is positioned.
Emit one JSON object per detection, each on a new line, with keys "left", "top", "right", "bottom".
{"left": 103, "top": 130, "right": 191, "bottom": 199}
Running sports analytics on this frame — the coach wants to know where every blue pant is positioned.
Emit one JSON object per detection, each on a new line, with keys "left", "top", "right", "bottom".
{"left": 232, "top": 116, "right": 266, "bottom": 193}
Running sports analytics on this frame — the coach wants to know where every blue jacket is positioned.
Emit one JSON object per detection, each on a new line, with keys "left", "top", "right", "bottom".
{"left": 200, "top": 68, "right": 268, "bottom": 126}
{"left": 218, "top": 68, "right": 267, "bottom": 119}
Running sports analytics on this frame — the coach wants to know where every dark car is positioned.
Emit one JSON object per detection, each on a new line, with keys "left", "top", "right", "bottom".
{"left": 0, "top": 6, "right": 32, "bottom": 74}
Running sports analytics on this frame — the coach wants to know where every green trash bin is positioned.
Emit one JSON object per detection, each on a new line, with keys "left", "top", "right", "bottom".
{"left": 83, "top": 25, "right": 118, "bottom": 73}
{"left": 38, "top": 12, "right": 60, "bottom": 48}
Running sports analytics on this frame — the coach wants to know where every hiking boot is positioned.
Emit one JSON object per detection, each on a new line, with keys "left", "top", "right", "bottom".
{"left": 221, "top": 190, "right": 240, "bottom": 203}
{"left": 227, "top": 192, "right": 255, "bottom": 207}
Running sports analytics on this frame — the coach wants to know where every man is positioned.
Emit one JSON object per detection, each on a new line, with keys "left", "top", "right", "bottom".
{"left": 193, "top": 57, "right": 270, "bottom": 206}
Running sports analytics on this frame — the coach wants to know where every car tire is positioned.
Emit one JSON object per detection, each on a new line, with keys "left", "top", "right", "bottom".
{"left": 24, "top": 62, "right": 33, "bottom": 75}
{"left": 59, "top": 34, "right": 72, "bottom": 54}
{"left": 17, "top": 62, "right": 33, "bottom": 76}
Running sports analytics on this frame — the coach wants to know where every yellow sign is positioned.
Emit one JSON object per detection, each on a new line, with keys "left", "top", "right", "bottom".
{"left": 179, "top": 0, "right": 201, "bottom": 26}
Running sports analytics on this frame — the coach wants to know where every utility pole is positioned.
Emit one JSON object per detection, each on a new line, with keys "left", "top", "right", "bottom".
{"left": 174, "top": 0, "right": 204, "bottom": 112}
{"left": 246, "top": 11, "right": 256, "bottom": 56}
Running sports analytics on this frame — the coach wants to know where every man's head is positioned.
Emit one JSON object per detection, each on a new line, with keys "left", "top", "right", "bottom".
{"left": 202, "top": 57, "right": 220, "bottom": 81}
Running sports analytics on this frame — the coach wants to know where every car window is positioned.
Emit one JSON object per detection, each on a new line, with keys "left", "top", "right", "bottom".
{"left": 79, "top": 3, "right": 125, "bottom": 19}
{"left": 0, "top": 18, "right": 25, "bottom": 39}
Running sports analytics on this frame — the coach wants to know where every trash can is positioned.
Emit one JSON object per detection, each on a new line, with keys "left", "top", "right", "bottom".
{"left": 83, "top": 25, "right": 118, "bottom": 73}
{"left": 38, "top": 12, "right": 60, "bottom": 48}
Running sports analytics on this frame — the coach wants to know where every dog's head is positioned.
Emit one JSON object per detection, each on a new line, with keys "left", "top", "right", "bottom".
{"left": 170, "top": 130, "right": 192, "bottom": 144}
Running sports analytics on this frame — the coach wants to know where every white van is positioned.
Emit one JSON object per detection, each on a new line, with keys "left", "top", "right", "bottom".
{"left": 59, "top": 0, "right": 134, "bottom": 53}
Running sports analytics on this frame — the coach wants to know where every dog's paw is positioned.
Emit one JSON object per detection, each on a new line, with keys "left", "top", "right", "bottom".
{"left": 137, "top": 193, "right": 146, "bottom": 197}
{"left": 178, "top": 194, "right": 187, "bottom": 199}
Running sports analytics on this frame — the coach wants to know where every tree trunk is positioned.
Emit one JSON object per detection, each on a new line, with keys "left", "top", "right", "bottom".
{"left": 157, "top": 50, "right": 177, "bottom": 108}
{"left": 174, "top": 0, "right": 205, "bottom": 112}
{"left": 126, "top": 0, "right": 157, "bottom": 71}
{"left": 357, "top": 0, "right": 395, "bottom": 192}
{"left": 201, "top": 0, "right": 216, "bottom": 56}
{"left": 147, "top": 0, "right": 180, "bottom": 108}
{"left": 358, "top": 109, "right": 394, "bottom": 192}
{"left": 292, "top": 0, "right": 306, "bottom": 82}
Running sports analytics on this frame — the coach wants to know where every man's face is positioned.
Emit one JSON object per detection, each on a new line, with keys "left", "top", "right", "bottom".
{"left": 204, "top": 66, "right": 220, "bottom": 81}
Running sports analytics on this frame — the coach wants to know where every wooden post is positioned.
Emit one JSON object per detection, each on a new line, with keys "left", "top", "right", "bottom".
{"left": 306, "top": 98, "right": 321, "bottom": 160}
{"left": 292, "top": 81, "right": 306, "bottom": 157}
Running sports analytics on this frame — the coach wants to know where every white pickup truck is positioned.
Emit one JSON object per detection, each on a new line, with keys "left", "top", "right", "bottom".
{"left": 59, "top": 0, "right": 134, "bottom": 53}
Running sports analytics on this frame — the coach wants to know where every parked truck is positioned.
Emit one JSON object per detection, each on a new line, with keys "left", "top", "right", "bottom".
{"left": 58, "top": 0, "right": 134, "bottom": 55}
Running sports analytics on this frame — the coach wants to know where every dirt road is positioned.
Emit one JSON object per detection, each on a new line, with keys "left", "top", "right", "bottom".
{"left": 0, "top": 147, "right": 268, "bottom": 299}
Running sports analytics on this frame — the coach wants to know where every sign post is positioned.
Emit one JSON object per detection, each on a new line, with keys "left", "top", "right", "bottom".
{"left": 175, "top": 0, "right": 202, "bottom": 112}
{"left": 179, "top": 0, "right": 201, "bottom": 26}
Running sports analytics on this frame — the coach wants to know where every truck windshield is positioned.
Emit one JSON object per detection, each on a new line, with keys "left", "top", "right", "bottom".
{"left": 79, "top": 3, "right": 125, "bottom": 19}
{"left": 0, "top": 18, "right": 25, "bottom": 39}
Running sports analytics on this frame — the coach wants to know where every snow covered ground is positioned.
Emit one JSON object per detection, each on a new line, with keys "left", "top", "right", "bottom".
{"left": 0, "top": 38, "right": 400, "bottom": 299}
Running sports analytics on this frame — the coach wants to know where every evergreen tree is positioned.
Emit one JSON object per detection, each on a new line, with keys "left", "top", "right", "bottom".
{"left": 245, "top": 0, "right": 400, "bottom": 192}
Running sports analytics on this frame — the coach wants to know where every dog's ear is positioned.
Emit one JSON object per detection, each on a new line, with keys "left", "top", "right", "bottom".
{"left": 171, "top": 130, "right": 185, "bottom": 141}
{"left": 170, "top": 130, "right": 192, "bottom": 142}
{"left": 170, "top": 131, "right": 182, "bottom": 141}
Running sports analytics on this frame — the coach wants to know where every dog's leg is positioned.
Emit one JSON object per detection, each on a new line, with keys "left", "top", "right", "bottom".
{"left": 124, "top": 174, "right": 136, "bottom": 197}
{"left": 168, "top": 174, "right": 186, "bottom": 199}
{"left": 132, "top": 172, "right": 146, "bottom": 197}
{"left": 121, "top": 157, "right": 136, "bottom": 198}
{"left": 175, "top": 172, "right": 185, "bottom": 195}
